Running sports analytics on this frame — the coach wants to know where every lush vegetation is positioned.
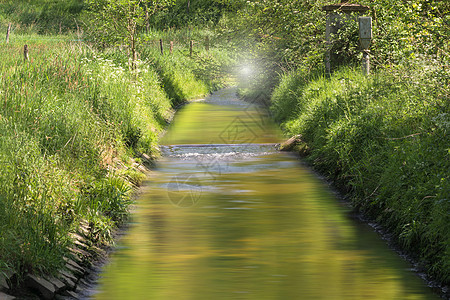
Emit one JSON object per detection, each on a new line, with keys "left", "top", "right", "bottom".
{"left": 0, "top": 0, "right": 448, "bottom": 290}
{"left": 271, "top": 64, "right": 449, "bottom": 284}
{"left": 229, "top": 0, "right": 449, "bottom": 286}
{"left": 150, "top": 0, "right": 243, "bottom": 29}
{"left": 0, "top": 37, "right": 137, "bottom": 275}
{"left": 228, "top": 0, "right": 449, "bottom": 95}
{"left": 0, "top": 0, "right": 84, "bottom": 34}
{"left": 0, "top": 7, "right": 235, "bottom": 281}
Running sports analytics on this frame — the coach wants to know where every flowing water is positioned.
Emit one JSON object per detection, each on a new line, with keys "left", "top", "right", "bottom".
{"left": 89, "top": 88, "right": 439, "bottom": 299}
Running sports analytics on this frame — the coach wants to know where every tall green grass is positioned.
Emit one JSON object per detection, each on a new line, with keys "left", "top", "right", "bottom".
{"left": 140, "top": 27, "right": 237, "bottom": 104}
{"left": 271, "top": 60, "right": 449, "bottom": 284}
{"left": 0, "top": 29, "right": 237, "bottom": 279}
{"left": 81, "top": 51, "right": 172, "bottom": 152}
{"left": 0, "top": 36, "right": 171, "bottom": 277}
{"left": 145, "top": 48, "right": 209, "bottom": 105}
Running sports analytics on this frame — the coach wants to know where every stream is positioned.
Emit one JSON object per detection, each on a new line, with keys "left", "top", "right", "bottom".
{"left": 87, "top": 88, "right": 439, "bottom": 299}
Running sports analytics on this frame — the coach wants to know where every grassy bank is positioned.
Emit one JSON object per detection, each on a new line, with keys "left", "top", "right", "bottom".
{"left": 269, "top": 60, "right": 449, "bottom": 285}
{"left": 0, "top": 35, "right": 167, "bottom": 276}
{"left": 0, "top": 32, "right": 234, "bottom": 281}
{"left": 141, "top": 30, "right": 236, "bottom": 105}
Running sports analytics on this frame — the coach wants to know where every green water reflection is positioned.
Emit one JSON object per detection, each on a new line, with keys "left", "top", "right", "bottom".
{"left": 92, "top": 89, "right": 438, "bottom": 300}
{"left": 161, "top": 88, "right": 282, "bottom": 145}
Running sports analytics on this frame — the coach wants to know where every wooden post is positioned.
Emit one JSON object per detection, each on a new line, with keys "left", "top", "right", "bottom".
{"left": 205, "top": 36, "right": 209, "bottom": 51}
{"left": 324, "top": 16, "right": 333, "bottom": 77}
{"left": 160, "top": 39, "right": 164, "bottom": 55}
{"left": 169, "top": 41, "right": 174, "bottom": 55}
{"left": 190, "top": 40, "right": 193, "bottom": 57}
{"left": 362, "top": 50, "right": 370, "bottom": 75}
{"left": 359, "top": 17, "right": 372, "bottom": 76}
{"left": 23, "top": 45, "right": 29, "bottom": 61}
{"left": 6, "top": 23, "right": 11, "bottom": 44}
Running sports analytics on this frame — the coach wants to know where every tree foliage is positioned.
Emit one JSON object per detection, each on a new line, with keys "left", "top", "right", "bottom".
{"left": 84, "top": 0, "right": 174, "bottom": 69}
{"left": 0, "top": 0, "right": 84, "bottom": 33}
{"left": 217, "top": 0, "right": 449, "bottom": 96}
{"left": 150, "top": 0, "right": 244, "bottom": 29}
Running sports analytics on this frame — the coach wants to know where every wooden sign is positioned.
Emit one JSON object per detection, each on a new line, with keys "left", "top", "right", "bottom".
{"left": 359, "top": 17, "right": 372, "bottom": 50}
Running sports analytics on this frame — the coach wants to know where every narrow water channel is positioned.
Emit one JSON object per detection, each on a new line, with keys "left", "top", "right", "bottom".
{"left": 89, "top": 88, "right": 439, "bottom": 299}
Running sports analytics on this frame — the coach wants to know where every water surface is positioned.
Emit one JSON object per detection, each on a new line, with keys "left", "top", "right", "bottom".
{"left": 90, "top": 88, "right": 438, "bottom": 300}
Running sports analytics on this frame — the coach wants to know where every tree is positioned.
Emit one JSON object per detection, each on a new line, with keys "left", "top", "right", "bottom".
{"left": 149, "top": 0, "right": 245, "bottom": 29}
{"left": 85, "top": 0, "right": 174, "bottom": 70}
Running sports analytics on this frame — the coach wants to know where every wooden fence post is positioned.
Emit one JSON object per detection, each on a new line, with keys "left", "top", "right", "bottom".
{"left": 169, "top": 41, "right": 174, "bottom": 55}
{"left": 205, "top": 36, "right": 209, "bottom": 51}
{"left": 6, "top": 23, "right": 11, "bottom": 44}
{"left": 190, "top": 40, "right": 193, "bottom": 57}
{"left": 24, "top": 45, "right": 29, "bottom": 61}
{"left": 359, "top": 17, "right": 372, "bottom": 76}
{"left": 362, "top": 50, "right": 370, "bottom": 75}
{"left": 160, "top": 39, "right": 164, "bottom": 55}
